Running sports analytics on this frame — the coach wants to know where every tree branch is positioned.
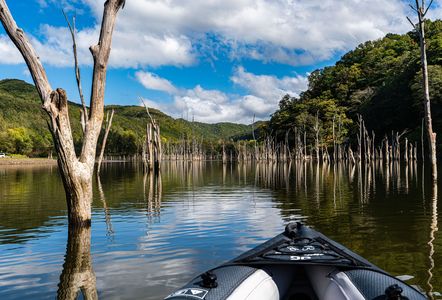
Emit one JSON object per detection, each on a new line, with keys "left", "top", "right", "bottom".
{"left": 62, "top": 9, "right": 88, "bottom": 126}
{"left": 141, "top": 98, "right": 155, "bottom": 126}
{"left": 398, "top": 128, "right": 410, "bottom": 139}
{"left": 406, "top": 16, "right": 418, "bottom": 32}
{"left": 81, "top": 0, "right": 125, "bottom": 166}
{"left": 409, "top": 3, "right": 418, "bottom": 13}
{"left": 423, "top": 0, "right": 434, "bottom": 16}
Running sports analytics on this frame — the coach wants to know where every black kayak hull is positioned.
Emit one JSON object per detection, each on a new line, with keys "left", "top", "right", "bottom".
{"left": 165, "top": 223, "right": 427, "bottom": 300}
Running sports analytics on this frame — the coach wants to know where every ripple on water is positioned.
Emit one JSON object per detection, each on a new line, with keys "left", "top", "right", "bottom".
{"left": 0, "top": 162, "right": 441, "bottom": 299}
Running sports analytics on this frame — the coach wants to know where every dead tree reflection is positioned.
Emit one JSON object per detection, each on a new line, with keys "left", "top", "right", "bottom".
{"left": 97, "top": 176, "right": 114, "bottom": 237}
{"left": 57, "top": 227, "right": 97, "bottom": 300}
{"left": 426, "top": 182, "right": 438, "bottom": 299}
{"left": 253, "top": 162, "right": 292, "bottom": 190}
{"left": 143, "top": 171, "right": 162, "bottom": 222}
{"left": 405, "top": 162, "right": 409, "bottom": 194}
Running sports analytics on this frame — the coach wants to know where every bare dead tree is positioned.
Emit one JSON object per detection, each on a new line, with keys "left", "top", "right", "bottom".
{"left": 0, "top": 0, "right": 125, "bottom": 226}
{"left": 97, "top": 109, "right": 115, "bottom": 176}
{"left": 313, "top": 111, "right": 320, "bottom": 161}
{"left": 408, "top": 0, "right": 437, "bottom": 181}
{"left": 405, "top": 137, "right": 409, "bottom": 162}
{"left": 142, "top": 100, "right": 162, "bottom": 172}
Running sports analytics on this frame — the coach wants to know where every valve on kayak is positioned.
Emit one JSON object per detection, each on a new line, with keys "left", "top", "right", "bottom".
{"left": 385, "top": 284, "right": 409, "bottom": 300}
{"left": 200, "top": 271, "right": 218, "bottom": 288}
{"left": 285, "top": 222, "right": 303, "bottom": 238}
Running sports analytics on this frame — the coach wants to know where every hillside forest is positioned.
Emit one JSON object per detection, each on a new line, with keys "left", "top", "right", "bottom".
{"left": 269, "top": 20, "right": 442, "bottom": 156}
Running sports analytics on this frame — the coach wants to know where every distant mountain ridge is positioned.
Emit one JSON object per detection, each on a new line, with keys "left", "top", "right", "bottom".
{"left": 0, "top": 79, "right": 253, "bottom": 156}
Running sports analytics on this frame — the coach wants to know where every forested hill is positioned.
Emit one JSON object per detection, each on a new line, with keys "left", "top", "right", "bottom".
{"left": 0, "top": 79, "right": 252, "bottom": 156}
{"left": 269, "top": 20, "right": 442, "bottom": 149}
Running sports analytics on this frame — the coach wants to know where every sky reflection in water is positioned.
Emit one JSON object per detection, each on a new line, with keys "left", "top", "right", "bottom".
{"left": 0, "top": 161, "right": 440, "bottom": 299}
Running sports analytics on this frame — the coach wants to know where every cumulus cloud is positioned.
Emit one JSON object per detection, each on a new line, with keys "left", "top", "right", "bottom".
{"left": 0, "top": 35, "right": 24, "bottom": 64}
{"left": 2, "top": 0, "right": 425, "bottom": 68}
{"left": 109, "top": 31, "right": 195, "bottom": 68}
{"left": 135, "top": 71, "right": 178, "bottom": 94}
{"left": 28, "top": 25, "right": 95, "bottom": 67}
{"left": 137, "top": 68, "right": 308, "bottom": 124}
{"left": 231, "top": 66, "right": 308, "bottom": 101}
{"left": 9, "top": 22, "right": 194, "bottom": 68}
{"left": 80, "top": 0, "right": 413, "bottom": 65}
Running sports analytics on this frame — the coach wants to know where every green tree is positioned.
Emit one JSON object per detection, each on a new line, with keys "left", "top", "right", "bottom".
{"left": 6, "top": 127, "right": 33, "bottom": 155}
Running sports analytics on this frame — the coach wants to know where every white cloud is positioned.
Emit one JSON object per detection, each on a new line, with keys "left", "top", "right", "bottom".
{"left": 138, "top": 68, "right": 308, "bottom": 124}
{"left": 0, "top": 35, "right": 24, "bottom": 64}
{"left": 231, "top": 66, "right": 307, "bottom": 101}
{"left": 109, "top": 31, "right": 195, "bottom": 68}
{"left": 4, "top": 0, "right": 426, "bottom": 68}
{"left": 14, "top": 23, "right": 194, "bottom": 68}
{"left": 36, "top": 0, "right": 81, "bottom": 12}
{"left": 135, "top": 71, "right": 178, "bottom": 94}
{"left": 22, "top": 68, "right": 31, "bottom": 78}
{"left": 81, "top": 0, "right": 414, "bottom": 65}
{"left": 29, "top": 25, "right": 95, "bottom": 67}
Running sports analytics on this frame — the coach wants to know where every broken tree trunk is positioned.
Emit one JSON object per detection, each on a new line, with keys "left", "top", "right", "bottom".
{"left": 142, "top": 101, "right": 162, "bottom": 173}
{"left": 0, "top": 0, "right": 125, "bottom": 226}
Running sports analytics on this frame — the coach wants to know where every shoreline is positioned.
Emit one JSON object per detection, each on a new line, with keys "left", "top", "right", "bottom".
{"left": 0, "top": 158, "right": 58, "bottom": 166}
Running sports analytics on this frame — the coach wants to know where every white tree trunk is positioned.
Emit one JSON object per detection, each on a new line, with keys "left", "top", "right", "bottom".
{"left": 97, "top": 109, "right": 115, "bottom": 176}
{"left": 411, "top": 0, "right": 437, "bottom": 181}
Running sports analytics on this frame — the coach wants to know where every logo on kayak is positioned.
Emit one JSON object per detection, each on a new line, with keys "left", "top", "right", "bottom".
{"left": 165, "top": 288, "right": 209, "bottom": 299}
{"left": 287, "top": 245, "right": 315, "bottom": 252}
{"left": 290, "top": 253, "right": 324, "bottom": 260}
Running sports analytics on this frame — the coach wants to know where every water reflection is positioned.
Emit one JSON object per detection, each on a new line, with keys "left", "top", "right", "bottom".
{"left": 427, "top": 182, "right": 438, "bottom": 299}
{"left": 97, "top": 176, "right": 114, "bottom": 238}
{"left": 144, "top": 171, "right": 162, "bottom": 222}
{"left": 0, "top": 161, "right": 441, "bottom": 299}
{"left": 57, "top": 226, "right": 97, "bottom": 300}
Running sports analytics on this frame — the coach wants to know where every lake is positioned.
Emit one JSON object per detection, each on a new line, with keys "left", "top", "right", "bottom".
{"left": 0, "top": 161, "right": 440, "bottom": 299}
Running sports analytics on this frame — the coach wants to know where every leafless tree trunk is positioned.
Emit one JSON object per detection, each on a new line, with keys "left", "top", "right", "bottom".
{"left": 142, "top": 101, "right": 162, "bottom": 172}
{"left": 405, "top": 138, "right": 409, "bottom": 162}
{"left": 421, "top": 118, "right": 425, "bottom": 162}
{"left": 314, "top": 111, "right": 320, "bottom": 161}
{"left": 408, "top": 0, "right": 437, "bottom": 181}
{"left": 97, "top": 109, "right": 114, "bottom": 176}
{"left": 357, "top": 115, "right": 363, "bottom": 161}
{"left": 0, "top": 0, "right": 125, "bottom": 226}
{"left": 332, "top": 115, "right": 336, "bottom": 162}
{"left": 348, "top": 146, "right": 355, "bottom": 164}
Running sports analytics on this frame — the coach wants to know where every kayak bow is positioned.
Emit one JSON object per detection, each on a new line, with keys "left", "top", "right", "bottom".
{"left": 165, "top": 222, "right": 427, "bottom": 300}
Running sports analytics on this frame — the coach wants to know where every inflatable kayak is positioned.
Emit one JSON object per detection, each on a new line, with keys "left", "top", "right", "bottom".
{"left": 165, "top": 222, "right": 427, "bottom": 300}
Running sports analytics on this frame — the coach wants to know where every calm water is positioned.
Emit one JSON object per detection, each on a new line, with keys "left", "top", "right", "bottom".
{"left": 0, "top": 161, "right": 441, "bottom": 299}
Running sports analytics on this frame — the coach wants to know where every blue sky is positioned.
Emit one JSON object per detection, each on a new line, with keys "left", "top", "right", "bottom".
{"left": 0, "top": 0, "right": 441, "bottom": 123}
